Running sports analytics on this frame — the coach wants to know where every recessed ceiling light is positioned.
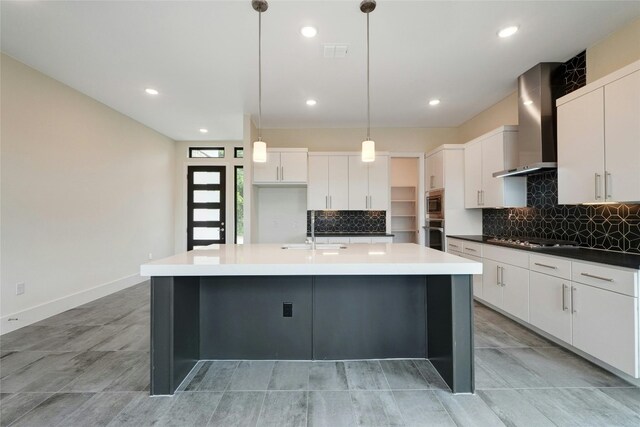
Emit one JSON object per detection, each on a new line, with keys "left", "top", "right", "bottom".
{"left": 300, "top": 26, "right": 318, "bottom": 38}
{"left": 145, "top": 88, "right": 159, "bottom": 95}
{"left": 306, "top": 99, "right": 317, "bottom": 106}
{"left": 523, "top": 100, "right": 533, "bottom": 106}
{"left": 429, "top": 99, "right": 441, "bottom": 106}
{"left": 199, "top": 128, "right": 209, "bottom": 133}
{"left": 498, "top": 26, "right": 519, "bottom": 38}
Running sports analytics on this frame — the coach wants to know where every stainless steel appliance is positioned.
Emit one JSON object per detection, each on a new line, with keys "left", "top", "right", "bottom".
{"left": 425, "top": 190, "right": 445, "bottom": 250}
{"left": 426, "top": 189, "right": 443, "bottom": 219}
{"left": 424, "top": 220, "right": 445, "bottom": 251}
{"left": 486, "top": 237, "right": 577, "bottom": 249}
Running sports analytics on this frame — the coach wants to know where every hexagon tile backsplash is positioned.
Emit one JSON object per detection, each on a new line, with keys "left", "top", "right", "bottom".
{"left": 307, "top": 210, "right": 386, "bottom": 234}
{"left": 483, "top": 171, "right": 640, "bottom": 254}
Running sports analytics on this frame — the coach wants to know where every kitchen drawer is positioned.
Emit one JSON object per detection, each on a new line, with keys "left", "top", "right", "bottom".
{"left": 328, "top": 237, "right": 351, "bottom": 244}
{"left": 483, "top": 244, "right": 529, "bottom": 269}
{"left": 463, "top": 241, "right": 483, "bottom": 257}
{"left": 572, "top": 261, "right": 638, "bottom": 297}
{"left": 529, "top": 254, "right": 571, "bottom": 280}
{"left": 447, "top": 238, "right": 464, "bottom": 253}
{"left": 315, "top": 237, "right": 330, "bottom": 244}
{"left": 349, "top": 237, "right": 372, "bottom": 244}
{"left": 370, "top": 236, "right": 393, "bottom": 243}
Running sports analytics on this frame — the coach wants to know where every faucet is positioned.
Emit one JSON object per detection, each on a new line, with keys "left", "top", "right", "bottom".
{"left": 310, "top": 210, "right": 316, "bottom": 250}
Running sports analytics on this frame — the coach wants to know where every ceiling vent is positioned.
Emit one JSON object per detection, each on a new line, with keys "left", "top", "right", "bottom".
{"left": 324, "top": 44, "right": 349, "bottom": 58}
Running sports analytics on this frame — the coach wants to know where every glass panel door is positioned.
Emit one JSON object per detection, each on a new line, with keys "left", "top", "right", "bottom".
{"left": 187, "top": 165, "right": 226, "bottom": 250}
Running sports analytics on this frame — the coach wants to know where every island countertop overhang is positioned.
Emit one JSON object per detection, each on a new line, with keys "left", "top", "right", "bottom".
{"left": 140, "top": 243, "right": 483, "bottom": 277}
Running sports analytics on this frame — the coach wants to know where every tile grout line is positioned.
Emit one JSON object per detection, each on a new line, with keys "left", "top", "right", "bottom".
{"left": 377, "top": 360, "right": 407, "bottom": 426}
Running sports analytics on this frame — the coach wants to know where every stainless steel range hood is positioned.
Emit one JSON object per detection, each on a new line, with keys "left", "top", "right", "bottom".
{"left": 494, "top": 63, "right": 563, "bottom": 178}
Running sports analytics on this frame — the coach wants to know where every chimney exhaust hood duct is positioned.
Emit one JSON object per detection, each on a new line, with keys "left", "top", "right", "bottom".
{"left": 494, "top": 63, "right": 564, "bottom": 178}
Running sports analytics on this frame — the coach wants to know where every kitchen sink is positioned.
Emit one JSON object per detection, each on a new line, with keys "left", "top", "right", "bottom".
{"left": 281, "top": 243, "right": 347, "bottom": 250}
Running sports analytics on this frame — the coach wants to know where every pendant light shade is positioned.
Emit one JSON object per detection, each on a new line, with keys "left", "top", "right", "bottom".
{"left": 252, "top": 0, "right": 268, "bottom": 163}
{"left": 253, "top": 140, "right": 267, "bottom": 163}
{"left": 362, "top": 140, "right": 375, "bottom": 162}
{"left": 360, "top": 1, "right": 376, "bottom": 163}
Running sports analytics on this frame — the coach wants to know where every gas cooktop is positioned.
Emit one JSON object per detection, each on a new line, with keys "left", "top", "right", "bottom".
{"left": 486, "top": 237, "right": 578, "bottom": 249}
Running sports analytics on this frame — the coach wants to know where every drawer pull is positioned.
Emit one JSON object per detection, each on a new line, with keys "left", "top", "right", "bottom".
{"left": 465, "top": 248, "right": 477, "bottom": 252}
{"left": 534, "top": 262, "right": 557, "bottom": 270}
{"left": 449, "top": 244, "right": 459, "bottom": 248}
{"left": 580, "top": 272, "right": 614, "bottom": 282}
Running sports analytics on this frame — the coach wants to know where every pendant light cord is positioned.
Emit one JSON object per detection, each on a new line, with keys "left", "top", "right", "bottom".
{"left": 258, "top": 10, "right": 262, "bottom": 141}
{"left": 366, "top": 11, "right": 370, "bottom": 141}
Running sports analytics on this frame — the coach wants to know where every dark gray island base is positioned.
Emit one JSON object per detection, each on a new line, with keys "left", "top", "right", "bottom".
{"left": 150, "top": 274, "right": 474, "bottom": 395}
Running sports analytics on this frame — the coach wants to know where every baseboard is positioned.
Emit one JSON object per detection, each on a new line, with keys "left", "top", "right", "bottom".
{"left": 474, "top": 297, "right": 640, "bottom": 387}
{"left": 1, "top": 274, "right": 147, "bottom": 335}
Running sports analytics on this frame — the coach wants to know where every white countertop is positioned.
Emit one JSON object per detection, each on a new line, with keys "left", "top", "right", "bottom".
{"left": 140, "top": 243, "right": 483, "bottom": 277}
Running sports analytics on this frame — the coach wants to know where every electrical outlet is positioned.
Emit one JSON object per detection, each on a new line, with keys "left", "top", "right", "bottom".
{"left": 148, "top": 253, "right": 153, "bottom": 260}
{"left": 283, "top": 302, "right": 293, "bottom": 318}
{"left": 16, "top": 282, "right": 25, "bottom": 295}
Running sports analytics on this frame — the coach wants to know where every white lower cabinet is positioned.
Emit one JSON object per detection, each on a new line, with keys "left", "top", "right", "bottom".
{"left": 501, "top": 264, "right": 529, "bottom": 322}
{"left": 467, "top": 239, "right": 640, "bottom": 378}
{"left": 529, "top": 272, "right": 572, "bottom": 344}
{"left": 571, "top": 282, "right": 638, "bottom": 377}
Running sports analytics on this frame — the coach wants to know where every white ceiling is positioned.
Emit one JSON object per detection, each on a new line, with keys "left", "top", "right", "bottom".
{"left": 2, "top": 1, "right": 639, "bottom": 141}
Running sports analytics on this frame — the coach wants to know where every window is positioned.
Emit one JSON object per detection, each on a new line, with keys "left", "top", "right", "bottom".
{"left": 234, "top": 147, "right": 244, "bottom": 158}
{"left": 235, "top": 166, "right": 244, "bottom": 244}
{"left": 189, "top": 147, "right": 225, "bottom": 158}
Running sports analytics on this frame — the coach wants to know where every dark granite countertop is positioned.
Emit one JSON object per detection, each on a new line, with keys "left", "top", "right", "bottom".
{"left": 447, "top": 235, "right": 640, "bottom": 270}
{"left": 307, "top": 232, "right": 395, "bottom": 237}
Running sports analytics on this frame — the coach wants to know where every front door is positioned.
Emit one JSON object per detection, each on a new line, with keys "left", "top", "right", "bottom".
{"left": 187, "top": 166, "right": 226, "bottom": 250}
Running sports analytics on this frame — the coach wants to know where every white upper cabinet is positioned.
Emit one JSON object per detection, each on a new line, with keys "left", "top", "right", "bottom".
{"left": 426, "top": 150, "right": 444, "bottom": 190}
{"left": 557, "top": 88, "right": 605, "bottom": 204}
{"left": 348, "top": 155, "right": 389, "bottom": 210}
{"left": 604, "top": 70, "right": 640, "bottom": 202}
{"left": 557, "top": 61, "right": 640, "bottom": 204}
{"left": 463, "top": 126, "right": 527, "bottom": 208}
{"left": 307, "top": 155, "right": 349, "bottom": 210}
{"left": 253, "top": 149, "right": 308, "bottom": 184}
{"left": 464, "top": 141, "right": 483, "bottom": 208}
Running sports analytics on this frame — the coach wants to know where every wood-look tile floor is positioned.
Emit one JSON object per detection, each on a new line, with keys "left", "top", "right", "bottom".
{"left": 1, "top": 282, "right": 639, "bottom": 426}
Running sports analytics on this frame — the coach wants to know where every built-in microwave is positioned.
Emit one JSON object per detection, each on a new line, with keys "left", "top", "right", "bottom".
{"left": 426, "top": 189, "right": 444, "bottom": 219}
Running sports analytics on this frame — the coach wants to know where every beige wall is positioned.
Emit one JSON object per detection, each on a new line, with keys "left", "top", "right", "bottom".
{"left": 1, "top": 54, "right": 176, "bottom": 333}
{"left": 456, "top": 92, "right": 519, "bottom": 143}
{"left": 587, "top": 18, "right": 640, "bottom": 83}
{"left": 260, "top": 127, "right": 458, "bottom": 154}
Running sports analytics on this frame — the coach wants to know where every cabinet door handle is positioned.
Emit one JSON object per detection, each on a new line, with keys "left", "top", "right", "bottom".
{"left": 477, "top": 190, "right": 481, "bottom": 206}
{"left": 430, "top": 175, "right": 435, "bottom": 189}
{"left": 325, "top": 195, "right": 328, "bottom": 209}
{"left": 562, "top": 284, "right": 568, "bottom": 311}
{"left": 480, "top": 190, "right": 484, "bottom": 206}
{"left": 534, "top": 262, "right": 557, "bottom": 270}
{"left": 594, "top": 173, "right": 601, "bottom": 200}
{"left": 329, "top": 195, "right": 332, "bottom": 209}
{"left": 605, "top": 171, "right": 612, "bottom": 200}
{"left": 496, "top": 265, "right": 501, "bottom": 286}
{"left": 276, "top": 166, "right": 280, "bottom": 181}
{"left": 580, "top": 272, "right": 613, "bottom": 282}
{"left": 281, "top": 166, "right": 284, "bottom": 181}
{"left": 501, "top": 267, "right": 505, "bottom": 287}
{"left": 571, "top": 286, "right": 577, "bottom": 313}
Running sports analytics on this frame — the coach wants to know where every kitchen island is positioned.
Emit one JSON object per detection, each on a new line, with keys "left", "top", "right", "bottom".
{"left": 140, "top": 243, "right": 482, "bottom": 395}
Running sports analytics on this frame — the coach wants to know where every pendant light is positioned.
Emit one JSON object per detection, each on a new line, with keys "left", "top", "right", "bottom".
{"left": 360, "top": 0, "right": 376, "bottom": 162}
{"left": 252, "top": 0, "right": 268, "bottom": 163}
